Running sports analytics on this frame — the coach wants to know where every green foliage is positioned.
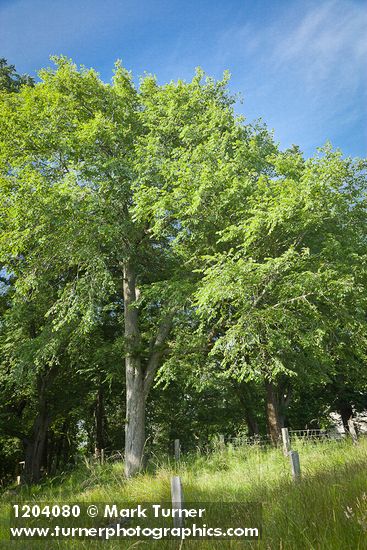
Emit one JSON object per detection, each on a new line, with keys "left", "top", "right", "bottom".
{"left": 0, "top": 57, "right": 366, "bottom": 485}
{"left": 193, "top": 147, "right": 367, "bottom": 390}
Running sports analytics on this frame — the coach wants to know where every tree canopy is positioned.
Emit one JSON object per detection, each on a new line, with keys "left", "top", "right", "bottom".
{"left": 0, "top": 57, "right": 366, "bottom": 483}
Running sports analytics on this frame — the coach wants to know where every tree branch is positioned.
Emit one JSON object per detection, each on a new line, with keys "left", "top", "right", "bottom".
{"left": 143, "top": 310, "right": 175, "bottom": 399}
{"left": 270, "top": 292, "right": 313, "bottom": 309}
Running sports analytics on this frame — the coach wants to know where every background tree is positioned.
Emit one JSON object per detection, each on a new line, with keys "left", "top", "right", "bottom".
{"left": 193, "top": 147, "right": 367, "bottom": 441}
{"left": 0, "top": 58, "right": 34, "bottom": 92}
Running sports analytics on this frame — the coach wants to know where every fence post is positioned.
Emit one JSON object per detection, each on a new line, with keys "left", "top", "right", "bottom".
{"left": 347, "top": 418, "right": 358, "bottom": 445}
{"left": 281, "top": 427, "right": 291, "bottom": 456}
{"left": 174, "top": 439, "right": 181, "bottom": 461}
{"left": 171, "top": 476, "right": 184, "bottom": 528}
{"left": 101, "top": 449, "right": 105, "bottom": 464}
{"left": 289, "top": 450, "right": 301, "bottom": 481}
{"left": 16, "top": 461, "right": 25, "bottom": 485}
{"left": 219, "top": 434, "right": 225, "bottom": 449}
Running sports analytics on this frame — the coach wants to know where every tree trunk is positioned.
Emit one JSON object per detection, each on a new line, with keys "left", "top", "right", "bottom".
{"left": 235, "top": 382, "right": 260, "bottom": 436}
{"left": 123, "top": 258, "right": 175, "bottom": 477}
{"left": 125, "top": 368, "right": 146, "bottom": 476}
{"left": 123, "top": 259, "right": 145, "bottom": 477}
{"left": 265, "top": 380, "right": 282, "bottom": 445}
{"left": 48, "top": 422, "right": 67, "bottom": 475}
{"left": 95, "top": 385, "right": 106, "bottom": 453}
{"left": 245, "top": 411, "right": 259, "bottom": 437}
{"left": 24, "top": 403, "right": 50, "bottom": 483}
{"left": 338, "top": 401, "right": 353, "bottom": 433}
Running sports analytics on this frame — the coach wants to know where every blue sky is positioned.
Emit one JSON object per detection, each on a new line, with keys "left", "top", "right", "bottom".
{"left": 0, "top": 0, "right": 366, "bottom": 157}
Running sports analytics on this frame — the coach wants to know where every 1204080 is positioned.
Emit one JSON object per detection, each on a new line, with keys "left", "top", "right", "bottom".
{"left": 12, "top": 504, "right": 81, "bottom": 518}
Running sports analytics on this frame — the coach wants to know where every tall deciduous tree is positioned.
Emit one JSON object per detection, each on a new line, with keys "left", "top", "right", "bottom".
{"left": 193, "top": 147, "right": 367, "bottom": 441}
{"left": 0, "top": 58, "right": 253, "bottom": 476}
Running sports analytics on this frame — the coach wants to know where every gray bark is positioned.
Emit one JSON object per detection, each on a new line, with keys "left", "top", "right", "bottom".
{"left": 123, "top": 259, "right": 145, "bottom": 477}
{"left": 123, "top": 259, "right": 175, "bottom": 477}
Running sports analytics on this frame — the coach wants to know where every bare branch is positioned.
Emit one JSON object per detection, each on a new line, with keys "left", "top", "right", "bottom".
{"left": 270, "top": 293, "right": 314, "bottom": 309}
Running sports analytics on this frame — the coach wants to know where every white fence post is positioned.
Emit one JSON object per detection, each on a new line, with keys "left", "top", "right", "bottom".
{"left": 171, "top": 476, "right": 184, "bottom": 528}
{"left": 289, "top": 450, "right": 301, "bottom": 481}
{"left": 17, "top": 461, "right": 25, "bottom": 485}
{"left": 281, "top": 427, "right": 291, "bottom": 456}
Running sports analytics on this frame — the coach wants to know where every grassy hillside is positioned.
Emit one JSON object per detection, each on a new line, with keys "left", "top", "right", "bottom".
{"left": 1, "top": 438, "right": 367, "bottom": 549}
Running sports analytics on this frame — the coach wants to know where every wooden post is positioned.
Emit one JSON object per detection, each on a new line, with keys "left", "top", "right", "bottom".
{"left": 101, "top": 449, "right": 105, "bottom": 464}
{"left": 219, "top": 434, "right": 225, "bottom": 449}
{"left": 281, "top": 427, "right": 291, "bottom": 456}
{"left": 171, "top": 476, "right": 184, "bottom": 528}
{"left": 289, "top": 450, "right": 301, "bottom": 481}
{"left": 174, "top": 439, "right": 181, "bottom": 461}
{"left": 347, "top": 418, "right": 358, "bottom": 445}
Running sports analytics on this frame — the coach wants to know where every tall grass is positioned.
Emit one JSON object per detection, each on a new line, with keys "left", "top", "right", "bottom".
{"left": 1, "top": 438, "right": 366, "bottom": 549}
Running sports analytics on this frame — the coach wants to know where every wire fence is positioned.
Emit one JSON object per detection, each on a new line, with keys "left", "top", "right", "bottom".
{"left": 86, "top": 427, "right": 355, "bottom": 466}
{"left": 224, "top": 428, "right": 335, "bottom": 448}
{"left": 289, "top": 428, "right": 331, "bottom": 440}
{"left": 226, "top": 434, "right": 274, "bottom": 447}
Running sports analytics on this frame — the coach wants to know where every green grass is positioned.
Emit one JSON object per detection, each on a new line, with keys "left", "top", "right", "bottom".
{"left": 1, "top": 438, "right": 367, "bottom": 549}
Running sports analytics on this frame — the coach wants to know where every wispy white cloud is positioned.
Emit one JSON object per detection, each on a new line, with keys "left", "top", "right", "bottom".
{"left": 272, "top": 0, "right": 367, "bottom": 96}
{"left": 214, "top": 0, "right": 367, "bottom": 155}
